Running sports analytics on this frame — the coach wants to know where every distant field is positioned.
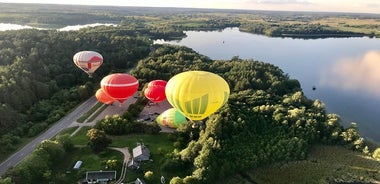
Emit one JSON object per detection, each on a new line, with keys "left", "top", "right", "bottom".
{"left": 312, "top": 17, "right": 380, "bottom": 35}
{"left": 224, "top": 145, "right": 380, "bottom": 184}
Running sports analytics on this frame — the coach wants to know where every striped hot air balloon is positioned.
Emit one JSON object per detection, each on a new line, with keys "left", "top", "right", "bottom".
{"left": 100, "top": 73, "right": 139, "bottom": 103}
{"left": 73, "top": 51, "right": 103, "bottom": 77}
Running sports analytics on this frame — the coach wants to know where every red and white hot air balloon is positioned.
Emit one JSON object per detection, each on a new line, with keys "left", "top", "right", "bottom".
{"left": 73, "top": 51, "right": 103, "bottom": 77}
{"left": 100, "top": 73, "right": 139, "bottom": 103}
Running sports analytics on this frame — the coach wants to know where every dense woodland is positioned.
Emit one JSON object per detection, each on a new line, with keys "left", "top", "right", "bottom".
{"left": 0, "top": 26, "right": 151, "bottom": 154}
{"left": 0, "top": 3, "right": 379, "bottom": 184}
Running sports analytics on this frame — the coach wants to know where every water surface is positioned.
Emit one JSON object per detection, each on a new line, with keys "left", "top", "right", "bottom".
{"left": 155, "top": 28, "right": 380, "bottom": 142}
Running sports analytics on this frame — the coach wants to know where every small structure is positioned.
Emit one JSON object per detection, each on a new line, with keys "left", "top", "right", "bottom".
{"left": 85, "top": 170, "right": 116, "bottom": 184}
{"left": 132, "top": 143, "right": 150, "bottom": 162}
{"left": 135, "top": 178, "right": 146, "bottom": 184}
{"left": 127, "top": 159, "right": 139, "bottom": 170}
{"left": 73, "top": 160, "right": 83, "bottom": 170}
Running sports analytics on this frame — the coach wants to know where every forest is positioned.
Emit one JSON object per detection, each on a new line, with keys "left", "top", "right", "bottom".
{"left": 0, "top": 3, "right": 379, "bottom": 184}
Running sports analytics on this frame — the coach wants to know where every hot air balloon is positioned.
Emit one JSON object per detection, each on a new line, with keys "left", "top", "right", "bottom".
{"left": 95, "top": 88, "right": 115, "bottom": 105}
{"left": 100, "top": 73, "right": 139, "bottom": 103}
{"left": 144, "top": 85, "right": 166, "bottom": 103}
{"left": 165, "top": 71, "right": 229, "bottom": 121}
{"left": 73, "top": 51, "right": 103, "bottom": 77}
{"left": 148, "top": 80, "right": 167, "bottom": 88}
{"left": 156, "top": 108, "right": 187, "bottom": 128}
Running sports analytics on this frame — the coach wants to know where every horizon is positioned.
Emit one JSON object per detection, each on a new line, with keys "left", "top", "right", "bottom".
{"left": 0, "top": 0, "right": 380, "bottom": 14}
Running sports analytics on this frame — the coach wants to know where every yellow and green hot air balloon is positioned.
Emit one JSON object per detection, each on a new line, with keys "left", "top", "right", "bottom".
{"left": 156, "top": 108, "right": 187, "bottom": 129}
{"left": 165, "top": 71, "right": 230, "bottom": 121}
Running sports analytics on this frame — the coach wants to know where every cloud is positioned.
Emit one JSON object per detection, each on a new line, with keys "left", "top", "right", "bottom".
{"left": 320, "top": 51, "right": 380, "bottom": 98}
{"left": 255, "top": 0, "right": 312, "bottom": 5}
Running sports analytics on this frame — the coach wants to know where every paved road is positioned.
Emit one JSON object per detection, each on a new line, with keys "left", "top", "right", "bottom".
{"left": 0, "top": 97, "right": 98, "bottom": 176}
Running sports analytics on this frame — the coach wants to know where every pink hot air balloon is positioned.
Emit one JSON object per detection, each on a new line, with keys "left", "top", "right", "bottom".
{"left": 73, "top": 51, "right": 103, "bottom": 77}
{"left": 100, "top": 73, "right": 139, "bottom": 103}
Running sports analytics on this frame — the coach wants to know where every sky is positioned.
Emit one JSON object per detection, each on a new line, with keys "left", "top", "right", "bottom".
{"left": 0, "top": 0, "right": 380, "bottom": 14}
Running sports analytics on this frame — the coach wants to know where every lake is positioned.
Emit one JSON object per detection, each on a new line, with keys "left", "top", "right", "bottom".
{"left": 155, "top": 27, "right": 380, "bottom": 142}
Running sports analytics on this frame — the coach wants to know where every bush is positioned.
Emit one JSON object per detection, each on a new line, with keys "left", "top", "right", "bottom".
{"left": 144, "top": 170, "right": 154, "bottom": 181}
{"left": 373, "top": 148, "right": 380, "bottom": 161}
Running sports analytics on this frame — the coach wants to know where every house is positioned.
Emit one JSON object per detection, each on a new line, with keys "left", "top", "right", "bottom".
{"left": 132, "top": 144, "right": 150, "bottom": 162}
{"left": 85, "top": 170, "right": 116, "bottom": 184}
{"left": 127, "top": 159, "right": 139, "bottom": 170}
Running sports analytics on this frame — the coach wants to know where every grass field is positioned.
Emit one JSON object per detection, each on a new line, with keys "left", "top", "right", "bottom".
{"left": 68, "top": 130, "right": 179, "bottom": 183}
{"left": 110, "top": 133, "right": 178, "bottom": 183}
{"left": 55, "top": 147, "right": 123, "bottom": 183}
{"left": 223, "top": 145, "right": 380, "bottom": 184}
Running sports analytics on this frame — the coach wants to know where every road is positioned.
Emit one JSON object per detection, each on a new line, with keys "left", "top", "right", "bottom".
{"left": 0, "top": 97, "right": 99, "bottom": 176}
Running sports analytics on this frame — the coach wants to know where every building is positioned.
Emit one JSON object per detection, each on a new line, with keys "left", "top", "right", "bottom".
{"left": 85, "top": 170, "right": 116, "bottom": 184}
{"left": 73, "top": 160, "right": 83, "bottom": 169}
{"left": 127, "top": 159, "right": 139, "bottom": 170}
{"left": 135, "top": 178, "right": 146, "bottom": 184}
{"left": 132, "top": 144, "right": 150, "bottom": 162}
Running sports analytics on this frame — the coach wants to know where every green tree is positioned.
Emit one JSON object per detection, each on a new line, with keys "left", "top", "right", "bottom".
{"left": 86, "top": 128, "right": 112, "bottom": 152}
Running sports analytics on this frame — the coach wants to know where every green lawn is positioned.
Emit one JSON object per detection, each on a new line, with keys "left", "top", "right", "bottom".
{"left": 110, "top": 133, "right": 177, "bottom": 183}
{"left": 70, "top": 126, "right": 92, "bottom": 145}
{"left": 68, "top": 130, "right": 179, "bottom": 183}
{"left": 54, "top": 146, "right": 123, "bottom": 183}
{"left": 223, "top": 145, "right": 380, "bottom": 184}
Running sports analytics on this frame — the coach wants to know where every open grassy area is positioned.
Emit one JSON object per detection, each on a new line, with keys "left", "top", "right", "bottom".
{"left": 110, "top": 133, "right": 178, "bottom": 183}
{"left": 68, "top": 130, "right": 180, "bottom": 183}
{"left": 55, "top": 146, "right": 123, "bottom": 183}
{"left": 223, "top": 145, "right": 380, "bottom": 184}
{"left": 312, "top": 17, "right": 380, "bottom": 35}
{"left": 70, "top": 126, "right": 92, "bottom": 145}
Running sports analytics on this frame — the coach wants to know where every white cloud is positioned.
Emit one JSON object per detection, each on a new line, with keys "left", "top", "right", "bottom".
{"left": 256, "top": 0, "right": 312, "bottom": 4}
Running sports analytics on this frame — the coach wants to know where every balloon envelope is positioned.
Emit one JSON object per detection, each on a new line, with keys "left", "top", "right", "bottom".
{"left": 73, "top": 51, "right": 103, "bottom": 76}
{"left": 156, "top": 108, "right": 187, "bottom": 128}
{"left": 148, "top": 80, "right": 167, "bottom": 88}
{"left": 100, "top": 73, "right": 139, "bottom": 103}
{"left": 95, "top": 89, "right": 115, "bottom": 105}
{"left": 144, "top": 85, "right": 166, "bottom": 103}
{"left": 165, "top": 71, "right": 230, "bottom": 121}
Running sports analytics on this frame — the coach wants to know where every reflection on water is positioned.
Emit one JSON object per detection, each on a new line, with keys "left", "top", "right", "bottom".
{"left": 320, "top": 51, "right": 380, "bottom": 99}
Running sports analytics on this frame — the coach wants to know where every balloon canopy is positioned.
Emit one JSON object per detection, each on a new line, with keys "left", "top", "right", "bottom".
{"left": 165, "top": 71, "right": 230, "bottom": 121}
{"left": 73, "top": 51, "right": 103, "bottom": 77}
{"left": 100, "top": 73, "right": 139, "bottom": 103}
{"left": 144, "top": 85, "right": 166, "bottom": 103}
{"left": 95, "top": 88, "right": 115, "bottom": 105}
{"left": 156, "top": 108, "right": 187, "bottom": 128}
{"left": 148, "top": 80, "right": 167, "bottom": 88}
